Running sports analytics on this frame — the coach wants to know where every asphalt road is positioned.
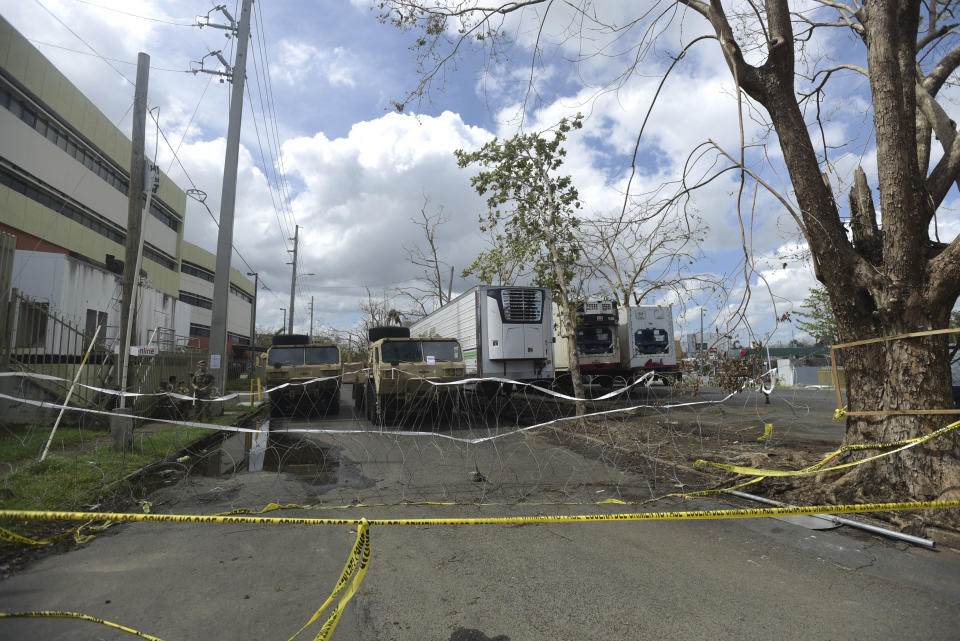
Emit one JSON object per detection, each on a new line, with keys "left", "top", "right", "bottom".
{"left": 2, "top": 385, "right": 959, "bottom": 641}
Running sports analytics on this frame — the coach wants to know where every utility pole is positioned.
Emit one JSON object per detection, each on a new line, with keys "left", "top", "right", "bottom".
{"left": 287, "top": 224, "right": 298, "bottom": 334}
{"left": 280, "top": 308, "right": 286, "bottom": 332}
{"left": 309, "top": 296, "right": 314, "bottom": 341}
{"left": 208, "top": 0, "right": 253, "bottom": 393}
{"left": 113, "top": 52, "right": 150, "bottom": 452}
{"left": 246, "top": 271, "right": 258, "bottom": 372}
{"left": 699, "top": 308, "right": 704, "bottom": 361}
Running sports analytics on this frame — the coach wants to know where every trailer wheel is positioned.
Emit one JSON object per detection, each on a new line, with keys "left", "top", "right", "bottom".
{"left": 269, "top": 393, "right": 284, "bottom": 419}
{"left": 364, "top": 382, "right": 377, "bottom": 423}
{"left": 329, "top": 389, "right": 341, "bottom": 415}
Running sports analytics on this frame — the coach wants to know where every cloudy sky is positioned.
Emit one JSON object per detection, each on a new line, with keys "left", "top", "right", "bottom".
{"left": 2, "top": 0, "right": 958, "bottom": 345}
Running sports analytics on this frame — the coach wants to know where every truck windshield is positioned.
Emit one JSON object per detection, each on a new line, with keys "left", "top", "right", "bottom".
{"left": 268, "top": 347, "right": 303, "bottom": 366}
{"left": 304, "top": 346, "right": 339, "bottom": 365}
{"left": 381, "top": 341, "right": 423, "bottom": 363}
{"left": 422, "top": 340, "right": 462, "bottom": 362}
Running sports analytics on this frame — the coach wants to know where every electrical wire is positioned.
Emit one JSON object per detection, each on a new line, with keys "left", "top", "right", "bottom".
{"left": 244, "top": 81, "right": 291, "bottom": 251}
{"left": 64, "top": 0, "right": 197, "bottom": 26}
{"left": 247, "top": 18, "right": 296, "bottom": 244}
{"left": 27, "top": 40, "right": 194, "bottom": 73}
{"left": 146, "top": 110, "right": 275, "bottom": 296}
{"left": 253, "top": 0, "right": 298, "bottom": 231}
{"left": 164, "top": 74, "right": 214, "bottom": 175}
{"left": 31, "top": 0, "right": 134, "bottom": 87}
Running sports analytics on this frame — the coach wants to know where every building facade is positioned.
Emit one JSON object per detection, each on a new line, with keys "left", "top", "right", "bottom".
{"left": 0, "top": 16, "right": 253, "bottom": 362}
{"left": 179, "top": 240, "right": 253, "bottom": 355}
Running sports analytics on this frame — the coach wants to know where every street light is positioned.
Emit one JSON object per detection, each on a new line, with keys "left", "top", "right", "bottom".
{"left": 298, "top": 272, "right": 316, "bottom": 337}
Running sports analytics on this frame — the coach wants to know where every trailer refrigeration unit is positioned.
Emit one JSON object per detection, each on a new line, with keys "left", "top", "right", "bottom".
{"left": 553, "top": 300, "right": 621, "bottom": 385}
{"left": 618, "top": 304, "right": 680, "bottom": 384}
{"left": 409, "top": 286, "right": 554, "bottom": 384}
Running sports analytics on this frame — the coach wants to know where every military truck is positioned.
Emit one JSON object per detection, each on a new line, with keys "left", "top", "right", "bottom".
{"left": 353, "top": 326, "right": 466, "bottom": 426}
{"left": 265, "top": 334, "right": 342, "bottom": 418}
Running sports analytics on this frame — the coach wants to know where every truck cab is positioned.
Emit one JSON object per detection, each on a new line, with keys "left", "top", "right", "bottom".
{"left": 266, "top": 334, "right": 342, "bottom": 418}
{"left": 354, "top": 326, "right": 466, "bottom": 425}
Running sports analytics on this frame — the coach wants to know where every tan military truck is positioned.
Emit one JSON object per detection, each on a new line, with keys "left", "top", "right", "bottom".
{"left": 353, "top": 326, "right": 466, "bottom": 426}
{"left": 265, "top": 334, "right": 342, "bottom": 418}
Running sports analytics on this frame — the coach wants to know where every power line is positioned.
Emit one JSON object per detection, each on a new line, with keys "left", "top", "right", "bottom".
{"left": 28, "top": 40, "right": 194, "bottom": 72}
{"left": 252, "top": 1, "right": 298, "bottom": 232}
{"left": 147, "top": 110, "right": 274, "bottom": 294}
{"left": 65, "top": 0, "right": 197, "bottom": 26}
{"left": 244, "top": 81, "right": 292, "bottom": 251}
{"left": 165, "top": 74, "right": 214, "bottom": 175}
{"left": 248, "top": 19, "right": 297, "bottom": 242}
{"left": 31, "top": 0, "right": 135, "bottom": 87}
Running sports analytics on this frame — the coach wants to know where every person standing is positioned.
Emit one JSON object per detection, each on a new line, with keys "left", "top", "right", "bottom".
{"left": 191, "top": 360, "right": 216, "bottom": 418}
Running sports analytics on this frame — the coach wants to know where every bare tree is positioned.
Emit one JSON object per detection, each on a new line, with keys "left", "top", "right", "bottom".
{"left": 378, "top": 1, "right": 960, "bottom": 532}
{"left": 580, "top": 203, "right": 719, "bottom": 307}
{"left": 353, "top": 289, "right": 397, "bottom": 355}
{"left": 397, "top": 195, "right": 454, "bottom": 318}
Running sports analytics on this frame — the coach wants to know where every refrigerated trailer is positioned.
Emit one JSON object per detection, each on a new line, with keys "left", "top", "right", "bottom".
{"left": 553, "top": 300, "right": 621, "bottom": 377}
{"left": 409, "top": 285, "right": 554, "bottom": 382}
{"left": 619, "top": 304, "right": 680, "bottom": 383}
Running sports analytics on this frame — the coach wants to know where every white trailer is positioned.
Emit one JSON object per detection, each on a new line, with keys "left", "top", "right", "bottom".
{"left": 409, "top": 286, "right": 554, "bottom": 382}
{"left": 618, "top": 304, "right": 679, "bottom": 383}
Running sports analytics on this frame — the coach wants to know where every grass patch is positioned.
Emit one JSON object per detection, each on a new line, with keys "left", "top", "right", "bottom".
{"left": 0, "top": 423, "right": 208, "bottom": 512}
{"left": 0, "top": 424, "right": 98, "bottom": 464}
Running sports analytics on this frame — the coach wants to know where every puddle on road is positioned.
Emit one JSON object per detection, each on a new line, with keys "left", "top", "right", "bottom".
{"left": 262, "top": 433, "right": 339, "bottom": 485}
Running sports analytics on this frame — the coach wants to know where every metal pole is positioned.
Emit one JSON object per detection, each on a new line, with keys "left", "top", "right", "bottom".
{"left": 281, "top": 308, "right": 286, "bottom": 332}
{"left": 209, "top": 0, "right": 253, "bottom": 393}
{"left": 246, "top": 272, "right": 257, "bottom": 372}
{"left": 287, "top": 224, "right": 298, "bottom": 334}
{"left": 117, "top": 52, "right": 149, "bottom": 413}
{"left": 40, "top": 325, "right": 102, "bottom": 462}
{"left": 309, "top": 295, "right": 314, "bottom": 341}
{"left": 119, "top": 172, "right": 156, "bottom": 410}
{"left": 725, "top": 490, "right": 935, "bottom": 548}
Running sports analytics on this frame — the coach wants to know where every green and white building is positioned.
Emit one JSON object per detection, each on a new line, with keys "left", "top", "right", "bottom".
{"left": 0, "top": 15, "right": 253, "bottom": 357}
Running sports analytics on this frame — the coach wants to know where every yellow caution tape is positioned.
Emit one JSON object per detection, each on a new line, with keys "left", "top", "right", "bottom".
{"left": 0, "top": 519, "right": 114, "bottom": 547}
{"left": 0, "top": 611, "right": 167, "bottom": 640}
{"left": 1, "top": 500, "right": 958, "bottom": 527}
{"left": 758, "top": 423, "right": 773, "bottom": 441}
{"left": 0, "top": 527, "right": 49, "bottom": 546}
{"left": 288, "top": 519, "right": 371, "bottom": 641}
{"left": 216, "top": 502, "right": 309, "bottom": 517}
{"left": 696, "top": 419, "right": 960, "bottom": 477}
{"left": 833, "top": 406, "right": 847, "bottom": 421}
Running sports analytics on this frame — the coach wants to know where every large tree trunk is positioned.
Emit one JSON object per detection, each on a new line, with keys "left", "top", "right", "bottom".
{"left": 833, "top": 306, "right": 960, "bottom": 532}
{"left": 689, "top": 0, "right": 960, "bottom": 534}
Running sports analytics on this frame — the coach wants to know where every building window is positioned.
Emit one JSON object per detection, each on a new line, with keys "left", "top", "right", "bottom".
{"left": 0, "top": 163, "right": 178, "bottom": 271}
{"left": 181, "top": 261, "right": 215, "bottom": 283}
{"left": 189, "top": 323, "right": 211, "bottom": 337}
{"left": 179, "top": 290, "right": 213, "bottom": 310}
{"left": 0, "top": 76, "right": 181, "bottom": 232}
{"left": 16, "top": 300, "right": 49, "bottom": 348}
{"left": 230, "top": 284, "right": 253, "bottom": 304}
{"left": 85, "top": 309, "right": 108, "bottom": 344}
{"left": 227, "top": 332, "right": 250, "bottom": 345}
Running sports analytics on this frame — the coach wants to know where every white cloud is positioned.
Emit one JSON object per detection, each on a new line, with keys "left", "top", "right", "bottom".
{"left": 274, "top": 39, "right": 359, "bottom": 88}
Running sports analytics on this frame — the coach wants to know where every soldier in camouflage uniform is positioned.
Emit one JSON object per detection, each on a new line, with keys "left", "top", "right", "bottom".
{"left": 191, "top": 360, "right": 216, "bottom": 418}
